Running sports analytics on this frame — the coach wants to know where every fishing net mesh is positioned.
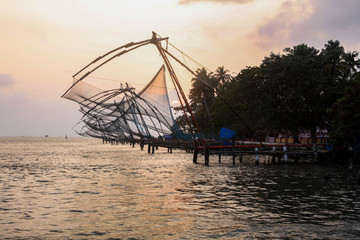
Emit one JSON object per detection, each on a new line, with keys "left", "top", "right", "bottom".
{"left": 63, "top": 65, "right": 177, "bottom": 141}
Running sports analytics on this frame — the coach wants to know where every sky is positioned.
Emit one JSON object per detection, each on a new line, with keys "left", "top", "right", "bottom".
{"left": 1, "top": 0, "right": 359, "bottom": 137}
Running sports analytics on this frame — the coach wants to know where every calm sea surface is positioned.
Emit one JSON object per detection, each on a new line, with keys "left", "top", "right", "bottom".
{"left": 1, "top": 137, "right": 360, "bottom": 239}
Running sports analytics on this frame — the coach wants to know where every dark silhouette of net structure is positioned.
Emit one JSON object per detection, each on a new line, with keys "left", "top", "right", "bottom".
{"left": 63, "top": 66, "right": 179, "bottom": 141}
{"left": 62, "top": 32, "right": 198, "bottom": 145}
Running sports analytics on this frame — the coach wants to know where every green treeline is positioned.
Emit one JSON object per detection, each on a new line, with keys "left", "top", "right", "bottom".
{"left": 175, "top": 40, "right": 360, "bottom": 146}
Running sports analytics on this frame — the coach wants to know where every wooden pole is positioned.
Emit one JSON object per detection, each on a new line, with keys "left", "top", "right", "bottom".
{"left": 313, "top": 144, "right": 318, "bottom": 162}
{"left": 148, "top": 142, "right": 151, "bottom": 153}
{"left": 349, "top": 158, "right": 353, "bottom": 172}
{"left": 232, "top": 137, "right": 236, "bottom": 165}
{"left": 283, "top": 146, "right": 288, "bottom": 163}
{"left": 152, "top": 32, "right": 200, "bottom": 137}
{"left": 205, "top": 146, "right": 209, "bottom": 166}
{"left": 193, "top": 146, "right": 198, "bottom": 164}
{"left": 255, "top": 147, "right": 259, "bottom": 165}
{"left": 272, "top": 147, "right": 276, "bottom": 163}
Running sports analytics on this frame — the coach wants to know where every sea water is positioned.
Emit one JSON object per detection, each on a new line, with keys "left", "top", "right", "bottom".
{"left": 1, "top": 137, "right": 360, "bottom": 239}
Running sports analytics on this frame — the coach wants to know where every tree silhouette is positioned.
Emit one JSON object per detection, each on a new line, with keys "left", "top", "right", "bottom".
{"left": 214, "top": 66, "right": 231, "bottom": 85}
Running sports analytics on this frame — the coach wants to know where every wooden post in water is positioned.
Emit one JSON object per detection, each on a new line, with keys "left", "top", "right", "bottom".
{"left": 349, "top": 158, "right": 353, "bottom": 172}
{"left": 255, "top": 147, "right": 259, "bottom": 165}
{"left": 148, "top": 142, "right": 151, "bottom": 153}
{"left": 283, "top": 146, "right": 288, "bottom": 163}
{"left": 313, "top": 144, "right": 318, "bottom": 162}
{"left": 193, "top": 146, "right": 198, "bottom": 164}
{"left": 205, "top": 146, "right": 210, "bottom": 166}
{"left": 271, "top": 147, "right": 276, "bottom": 163}
{"left": 232, "top": 137, "right": 236, "bottom": 165}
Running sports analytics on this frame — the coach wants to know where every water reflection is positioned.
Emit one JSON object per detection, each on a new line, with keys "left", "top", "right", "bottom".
{"left": 0, "top": 137, "right": 359, "bottom": 239}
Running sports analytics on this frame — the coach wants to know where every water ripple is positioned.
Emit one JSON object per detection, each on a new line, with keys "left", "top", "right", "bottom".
{"left": 0, "top": 137, "right": 360, "bottom": 239}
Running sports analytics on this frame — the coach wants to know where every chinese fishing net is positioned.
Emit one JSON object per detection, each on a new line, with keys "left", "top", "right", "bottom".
{"left": 63, "top": 65, "right": 179, "bottom": 141}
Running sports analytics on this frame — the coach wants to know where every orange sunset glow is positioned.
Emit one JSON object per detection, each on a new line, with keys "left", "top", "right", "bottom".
{"left": 1, "top": 0, "right": 359, "bottom": 136}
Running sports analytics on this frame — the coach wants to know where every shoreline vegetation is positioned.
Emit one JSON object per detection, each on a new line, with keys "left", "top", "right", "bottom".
{"left": 174, "top": 40, "right": 360, "bottom": 164}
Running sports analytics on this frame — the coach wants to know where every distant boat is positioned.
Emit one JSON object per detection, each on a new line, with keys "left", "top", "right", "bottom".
{"left": 45, "top": 135, "right": 49, "bottom": 138}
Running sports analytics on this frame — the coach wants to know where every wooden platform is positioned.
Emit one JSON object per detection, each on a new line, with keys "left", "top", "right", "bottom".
{"left": 102, "top": 137, "right": 327, "bottom": 166}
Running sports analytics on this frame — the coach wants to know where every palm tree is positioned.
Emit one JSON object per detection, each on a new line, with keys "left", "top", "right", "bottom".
{"left": 341, "top": 51, "right": 360, "bottom": 79}
{"left": 189, "top": 68, "right": 219, "bottom": 131}
{"left": 214, "top": 66, "right": 231, "bottom": 85}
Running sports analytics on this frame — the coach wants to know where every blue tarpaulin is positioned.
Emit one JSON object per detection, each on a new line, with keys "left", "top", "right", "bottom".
{"left": 220, "top": 127, "right": 236, "bottom": 139}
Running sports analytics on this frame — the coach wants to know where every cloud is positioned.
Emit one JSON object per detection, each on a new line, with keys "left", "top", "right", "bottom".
{"left": 178, "top": 0, "right": 254, "bottom": 5}
{"left": 252, "top": 0, "right": 360, "bottom": 51}
{"left": 252, "top": 0, "right": 312, "bottom": 49}
{"left": 0, "top": 74, "right": 15, "bottom": 88}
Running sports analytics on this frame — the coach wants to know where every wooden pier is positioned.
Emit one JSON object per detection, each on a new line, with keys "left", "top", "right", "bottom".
{"left": 102, "top": 136, "right": 327, "bottom": 166}
{"left": 192, "top": 143, "right": 325, "bottom": 166}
